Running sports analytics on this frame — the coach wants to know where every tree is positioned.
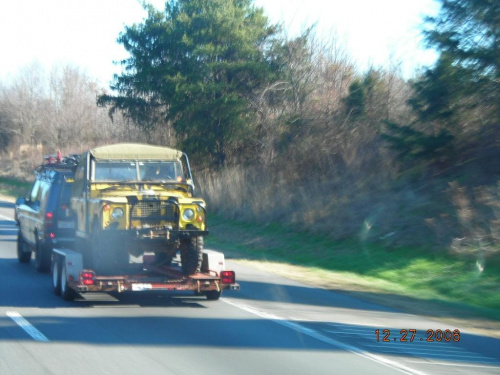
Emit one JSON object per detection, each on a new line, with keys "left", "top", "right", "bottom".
{"left": 384, "top": 0, "right": 500, "bottom": 174}
{"left": 344, "top": 79, "right": 365, "bottom": 118}
{"left": 422, "top": 0, "right": 500, "bottom": 123}
{"left": 99, "top": 0, "right": 279, "bottom": 168}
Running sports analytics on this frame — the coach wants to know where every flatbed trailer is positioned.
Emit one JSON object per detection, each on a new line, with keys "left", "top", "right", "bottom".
{"left": 51, "top": 248, "right": 239, "bottom": 301}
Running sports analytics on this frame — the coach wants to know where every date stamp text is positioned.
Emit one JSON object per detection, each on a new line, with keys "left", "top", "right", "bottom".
{"left": 375, "top": 329, "right": 461, "bottom": 342}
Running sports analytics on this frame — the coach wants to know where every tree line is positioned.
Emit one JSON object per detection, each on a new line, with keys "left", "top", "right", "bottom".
{"left": 1, "top": 0, "right": 498, "bottom": 251}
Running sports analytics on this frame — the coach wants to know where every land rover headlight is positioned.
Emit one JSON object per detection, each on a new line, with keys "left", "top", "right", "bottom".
{"left": 183, "top": 208, "right": 195, "bottom": 221}
{"left": 111, "top": 208, "right": 124, "bottom": 220}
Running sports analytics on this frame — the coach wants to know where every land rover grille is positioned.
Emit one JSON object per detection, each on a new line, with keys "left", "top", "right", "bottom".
{"left": 131, "top": 201, "right": 177, "bottom": 225}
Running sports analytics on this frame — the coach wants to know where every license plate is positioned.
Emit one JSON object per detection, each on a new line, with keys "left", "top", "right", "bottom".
{"left": 58, "top": 221, "right": 75, "bottom": 229}
{"left": 132, "top": 283, "right": 152, "bottom": 291}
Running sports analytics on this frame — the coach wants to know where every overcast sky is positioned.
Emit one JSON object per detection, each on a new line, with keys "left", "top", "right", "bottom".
{"left": 0, "top": 0, "right": 439, "bottom": 86}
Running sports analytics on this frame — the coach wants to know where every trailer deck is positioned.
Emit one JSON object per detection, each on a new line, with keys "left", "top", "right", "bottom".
{"left": 52, "top": 248, "right": 239, "bottom": 301}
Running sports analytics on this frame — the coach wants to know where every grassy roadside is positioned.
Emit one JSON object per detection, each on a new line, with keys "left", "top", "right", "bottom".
{"left": 205, "top": 214, "right": 500, "bottom": 337}
{"left": 1, "top": 176, "right": 498, "bottom": 336}
{"left": 0, "top": 178, "right": 31, "bottom": 200}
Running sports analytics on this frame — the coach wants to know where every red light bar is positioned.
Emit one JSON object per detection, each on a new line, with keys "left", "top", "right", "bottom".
{"left": 220, "top": 270, "right": 235, "bottom": 284}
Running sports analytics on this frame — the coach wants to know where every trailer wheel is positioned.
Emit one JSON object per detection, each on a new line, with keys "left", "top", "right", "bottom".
{"left": 17, "top": 231, "right": 31, "bottom": 264}
{"left": 52, "top": 255, "right": 61, "bottom": 296}
{"left": 61, "top": 262, "right": 76, "bottom": 301}
{"left": 205, "top": 290, "right": 222, "bottom": 301}
{"left": 35, "top": 238, "right": 50, "bottom": 273}
{"left": 180, "top": 236, "right": 203, "bottom": 276}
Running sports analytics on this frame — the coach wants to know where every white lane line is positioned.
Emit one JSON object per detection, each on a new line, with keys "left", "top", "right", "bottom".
{"left": 222, "top": 298, "right": 428, "bottom": 375}
{"left": 6, "top": 311, "right": 49, "bottom": 342}
{"left": 404, "top": 360, "right": 500, "bottom": 369}
{"left": 0, "top": 213, "right": 15, "bottom": 222}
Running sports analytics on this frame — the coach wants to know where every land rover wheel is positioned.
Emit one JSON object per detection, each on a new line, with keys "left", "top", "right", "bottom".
{"left": 35, "top": 238, "right": 51, "bottom": 273}
{"left": 17, "top": 231, "right": 31, "bottom": 264}
{"left": 180, "top": 236, "right": 203, "bottom": 276}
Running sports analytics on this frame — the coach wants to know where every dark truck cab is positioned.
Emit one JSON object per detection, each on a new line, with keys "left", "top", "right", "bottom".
{"left": 16, "top": 157, "right": 77, "bottom": 272}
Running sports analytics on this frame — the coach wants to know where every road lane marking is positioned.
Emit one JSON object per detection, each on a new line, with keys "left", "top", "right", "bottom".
{"left": 404, "top": 360, "right": 500, "bottom": 369}
{"left": 222, "top": 298, "right": 428, "bottom": 375}
{"left": 0, "top": 213, "right": 15, "bottom": 221}
{"left": 6, "top": 311, "right": 49, "bottom": 342}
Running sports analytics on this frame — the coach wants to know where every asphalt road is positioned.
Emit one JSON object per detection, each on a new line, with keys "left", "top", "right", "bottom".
{"left": 0, "top": 201, "right": 499, "bottom": 375}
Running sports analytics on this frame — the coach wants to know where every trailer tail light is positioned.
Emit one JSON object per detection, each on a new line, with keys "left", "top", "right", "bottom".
{"left": 80, "top": 271, "right": 95, "bottom": 285}
{"left": 220, "top": 270, "right": 235, "bottom": 284}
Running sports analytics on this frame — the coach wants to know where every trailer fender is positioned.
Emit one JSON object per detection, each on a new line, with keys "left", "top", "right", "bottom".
{"left": 52, "top": 248, "right": 84, "bottom": 284}
{"left": 201, "top": 249, "right": 225, "bottom": 275}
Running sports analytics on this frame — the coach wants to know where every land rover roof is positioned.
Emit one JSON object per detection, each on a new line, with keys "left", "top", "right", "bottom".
{"left": 87, "top": 143, "right": 183, "bottom": 161}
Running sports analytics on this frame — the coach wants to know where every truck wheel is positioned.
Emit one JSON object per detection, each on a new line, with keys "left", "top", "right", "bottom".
{"left": 35, "top": 238, "right": 51, "bottom": 273}
{"left": 205, "top": 290, "right": 222, "bottom": 301}
{"left": 52, "top": 255, "right": 62, "bottom": 296}
{"left": 180, "top": 236, "right": 203, "bottom": 276}
{"left": 61, "top": 262, "right": 76, "bottom": 301}
{"left": 17, "top": 231, "right": 31, "bottom": 264}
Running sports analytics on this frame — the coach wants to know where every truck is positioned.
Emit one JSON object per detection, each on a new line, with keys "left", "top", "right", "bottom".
{"left": 19, "top": 143, "right": 239, "bottom": 301}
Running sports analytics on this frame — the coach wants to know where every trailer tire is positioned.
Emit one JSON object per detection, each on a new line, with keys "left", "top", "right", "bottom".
{"left": 35, "top": 238, "right": 50, "bottom": 273}
{"left": 52, "top": 255, "right": 62, "bottom": 296}
{"left": 205, "top": 290, "right": 222, "bottom": 301}
{"left": 61, "top": 262, "right": 76, "bottom": 301}
{"left": 17, "top": 231, "right": 31, "bottom": 264}
{"left": 180, "top": 236, "right": 203, "bottom": 276}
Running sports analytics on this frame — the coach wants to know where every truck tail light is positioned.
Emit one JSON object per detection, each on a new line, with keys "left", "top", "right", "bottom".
{"left": 80, "top": 271, "right": 95, "bottom": 285}
{"left": 221, "top": 270, "right": 235, "bottom": 284}
{"left": 45, "top": 211, "right": 54, "bottom": 238}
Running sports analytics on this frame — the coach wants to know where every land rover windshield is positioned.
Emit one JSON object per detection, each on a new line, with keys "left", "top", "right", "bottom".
{"left": 93, "top": 161, "right": 185, "bottom": 182}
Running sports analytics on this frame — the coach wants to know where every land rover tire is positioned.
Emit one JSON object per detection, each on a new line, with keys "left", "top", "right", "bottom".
{"left": 180, "top": 236, "right": 203, "bottom": 276}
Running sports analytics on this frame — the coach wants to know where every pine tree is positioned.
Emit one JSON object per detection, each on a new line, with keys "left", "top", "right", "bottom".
{"left": 99, "top": 0, "right": 279, "bottom": 168}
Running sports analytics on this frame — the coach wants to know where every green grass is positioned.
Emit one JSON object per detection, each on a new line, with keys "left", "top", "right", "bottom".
{"left": 206, "top": 213, "right": 500, "bottom": 318}
{"left": 0, "top": 177, "right": 31, "bottom": 200}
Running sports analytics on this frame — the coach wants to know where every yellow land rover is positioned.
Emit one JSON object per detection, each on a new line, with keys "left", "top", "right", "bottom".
{"left": 71, "top": 143, "right": 208, "bottom": 275}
